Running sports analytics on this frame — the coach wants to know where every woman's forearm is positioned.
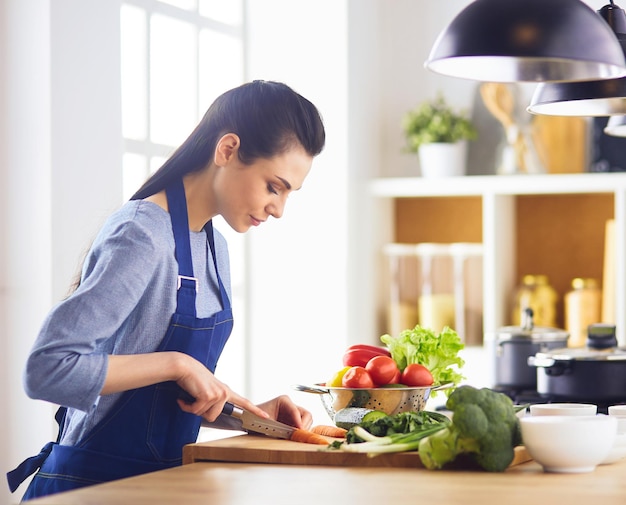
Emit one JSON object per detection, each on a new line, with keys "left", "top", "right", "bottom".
{"left": 101, "top": 352, "right": 184, "bottom": 395}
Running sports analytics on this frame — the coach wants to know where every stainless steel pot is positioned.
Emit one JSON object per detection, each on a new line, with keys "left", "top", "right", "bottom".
{"left": 488, "top": 309, "right": 569, "bottom": 391}
{"left": 529, "top": 323, "right": 626, "bottom": 402}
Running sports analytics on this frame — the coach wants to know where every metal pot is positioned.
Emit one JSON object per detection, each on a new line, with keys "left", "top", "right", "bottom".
{"left": 529, "top": 323, "right": 626, "bottom": 403}
{"left": 488, "top": 309, "right": 569, "bottom": 391}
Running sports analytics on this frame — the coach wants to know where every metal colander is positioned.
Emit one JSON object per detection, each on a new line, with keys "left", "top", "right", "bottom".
{"left": 294, "top": 383, "right": 452, "bottom": 420}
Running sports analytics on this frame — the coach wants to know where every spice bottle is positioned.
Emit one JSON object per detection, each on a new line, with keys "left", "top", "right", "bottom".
{"left": 512, "top": 274, "right": 558, "bottom": 328}
{"left": 564, "top": 277, "right": 601, "bottom": 347}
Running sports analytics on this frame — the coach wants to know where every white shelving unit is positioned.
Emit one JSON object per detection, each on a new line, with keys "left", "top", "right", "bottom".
{"left": 370, "top": 173, "right": 626, "bottom": 346}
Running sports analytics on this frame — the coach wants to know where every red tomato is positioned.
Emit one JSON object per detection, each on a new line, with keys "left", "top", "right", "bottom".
{"left": 341, "top": 366, "right": 375, "bottom": 388}
{"left": 389, "top": 369, "right": 402, "bottom": 384}
{"left": 401, "top": 363, "right": 434, "bottom": 387}
{"left": 365, "top": 355, "right": 400, "bottom": 386}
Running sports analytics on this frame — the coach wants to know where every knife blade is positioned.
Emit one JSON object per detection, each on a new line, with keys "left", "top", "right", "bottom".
{"left": 221, "top": 401, "right": 296, "bottom": 440}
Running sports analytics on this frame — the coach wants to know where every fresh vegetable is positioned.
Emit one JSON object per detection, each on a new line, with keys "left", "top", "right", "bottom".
{"left": 381, "top": 325, "right": 465, "bottom": 394}
{"left": 342, "top": 345, "right": 390, "bottom": 368}
{"left": 346, "top": 344, "right": 392, "bottom": 356}
{"left": 338, "top": 425, "right": 447, "bottom": 454}
{"left": 365, "top": 355, "right": 400, "bottom": 385}
{"left": 326, "top": 366, "right": 351, "bottom": 387}
{"left": 401, "top": 363, "right": 434, "bottom": 387}
{"left": 333, "top": 408, "right": 386, "bottom": 430}
{"left": 330, "top": 411, "right": 450, "bottom": 454}
{"left": 341, "top": 366, "right": 375, "bottom": 388}
{"left": 389, "top": 369, "right": 401, "bottom": 384}
{"left": 310, "top": 425, "right": 348, "bottom": 438}
{"left": 418, "top": 385, "right": 522, "bottom": 472}
{"left": 290, "top": 428, "right": 332, "bottom": 445}
{"left": 345, "top": 410, "right": 450, "bottom": 441}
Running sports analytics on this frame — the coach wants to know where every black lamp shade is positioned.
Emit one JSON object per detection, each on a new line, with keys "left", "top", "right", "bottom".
{"left": 528, "top": 78, "right": 626, "bottom": 115}
{"left": 426, "top": 0, "right": 626, "bottom": 83}
{"left": 527, "top": 2, "right": 626, "bottom": 115}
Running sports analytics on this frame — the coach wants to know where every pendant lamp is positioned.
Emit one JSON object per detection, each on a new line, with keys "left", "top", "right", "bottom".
{"left": 425, "top": 0, "right": 626, "bottom": 83}
{"left": 528, "top": 1, "right": 626, "bottom": 115}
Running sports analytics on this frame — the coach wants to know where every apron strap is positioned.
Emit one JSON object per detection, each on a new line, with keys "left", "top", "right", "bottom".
{"left": 166, "top": 179, "right": 197, "bottom": 317}
{"left": 6, "top": 407, "right": 66, "bottom": 492}
{"left": 204, "top": 220, "right": 231, "bottom": 310}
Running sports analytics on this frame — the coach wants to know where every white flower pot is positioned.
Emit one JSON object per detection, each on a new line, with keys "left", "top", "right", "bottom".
{"left": 418, "top": 141, "right": 468, "bottom": 178}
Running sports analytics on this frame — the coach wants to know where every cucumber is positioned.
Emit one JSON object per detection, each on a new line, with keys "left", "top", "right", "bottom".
{"left": 333, "top": 407, "right": 387, "bottom": 429}
{"left": 361, "top": 410, "right": 389, "bottom": 423}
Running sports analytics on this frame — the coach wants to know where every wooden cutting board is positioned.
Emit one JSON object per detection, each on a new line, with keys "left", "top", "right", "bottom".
{"left": 183, "top": 434, "right": 531, "bottom": 470}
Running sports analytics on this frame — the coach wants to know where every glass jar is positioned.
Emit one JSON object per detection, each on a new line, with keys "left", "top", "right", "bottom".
{"left": 512, "top": 274, "right": 558, "bottom": 328}
{"left": 564, "top": 277, "right": 602, "bottom": 348}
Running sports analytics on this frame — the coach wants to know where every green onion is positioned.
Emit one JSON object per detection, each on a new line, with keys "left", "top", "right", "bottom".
{"left": 338, "top": 424, "right": 447, "bottom": 456}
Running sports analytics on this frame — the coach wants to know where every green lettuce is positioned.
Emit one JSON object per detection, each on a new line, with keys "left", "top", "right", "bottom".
{"left": 380, "top": 325, "right": 465, "bottom": 394}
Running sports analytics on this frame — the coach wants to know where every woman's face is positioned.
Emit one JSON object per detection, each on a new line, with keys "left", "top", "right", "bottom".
{"left": 214, "top": 143, "right": 314, "bottom": 233}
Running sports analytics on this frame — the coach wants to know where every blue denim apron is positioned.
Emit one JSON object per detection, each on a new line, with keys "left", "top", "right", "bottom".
{"left": 7, "top": 179, "right": 233, "bottom": 500}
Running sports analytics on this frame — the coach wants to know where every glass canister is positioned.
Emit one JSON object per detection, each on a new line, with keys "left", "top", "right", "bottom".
{"left": 564, "top": 277, "right": 602, "bottom": 348}
{"left": 512, "top": 274, "right": 558, "bottom": 328}
{"left": 383, "top": 243, "right": 420, "bottom": 337}
{"left": 383, "top": 242, "right": 483, "bottom": 344}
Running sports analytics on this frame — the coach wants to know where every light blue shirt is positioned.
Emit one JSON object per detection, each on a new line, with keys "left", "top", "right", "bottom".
{"left": 23, "top": 200, "right": 231, "bottom": 445}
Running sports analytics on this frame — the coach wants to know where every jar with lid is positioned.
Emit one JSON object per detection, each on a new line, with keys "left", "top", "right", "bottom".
{"left": 564, "top": 277, "right": 601, "bottom": 347}
{"left": 512, "top": 274, "right": 558, "bottom": 328}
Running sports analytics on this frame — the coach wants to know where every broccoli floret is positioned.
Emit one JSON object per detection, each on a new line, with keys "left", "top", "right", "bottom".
{"left": 418, "top": 386, "right": 521, "bottom": 472}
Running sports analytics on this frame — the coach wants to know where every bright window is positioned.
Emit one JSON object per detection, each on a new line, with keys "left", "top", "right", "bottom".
{"left": 120, "top": 0, "right": 247, "bottom": 397}
{"left": 120, "top": 0, "right": 244, "bottom": 200}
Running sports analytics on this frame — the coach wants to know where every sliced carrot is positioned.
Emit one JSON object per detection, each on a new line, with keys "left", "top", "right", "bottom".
{"left": 290, "top": 428, "right": 331, "bottom": 445}
{"left": 310, "top": 425, "right": 348, "bottom": 438}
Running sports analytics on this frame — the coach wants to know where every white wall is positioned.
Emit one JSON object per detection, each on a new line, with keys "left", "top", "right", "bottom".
{"left": 0, "top": 2, "right": 54, "bottom": 504}
{"left": 0, "top": 2, "right": 122, "bottom": 504}
{"left": 244, "top": 0, "right": 352, "bottom": 421}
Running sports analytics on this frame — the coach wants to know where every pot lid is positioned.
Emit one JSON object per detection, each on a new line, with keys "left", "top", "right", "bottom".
{"left": 535, "top": 323, "right": 626, "bottom": 361}
{"left": 494, "top": 308, "right": 568, "bottom": 342}
{"left": 495, "top": 325, "right": 569, "bottom": 343}
{"left": 534, "top": 346, "right": 626, "bottom": 361}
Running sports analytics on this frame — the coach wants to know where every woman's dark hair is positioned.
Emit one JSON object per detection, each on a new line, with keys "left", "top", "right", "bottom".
{"left": 131, "top": 80, "right": 325, "bottom": 200}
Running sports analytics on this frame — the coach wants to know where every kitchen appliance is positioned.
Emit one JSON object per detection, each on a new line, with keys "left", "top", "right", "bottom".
{"left": 529, "top": 323, "right": 626, "bottom": 404}
{"left": 488, "top": 308, "right": 569, "bottom": 392}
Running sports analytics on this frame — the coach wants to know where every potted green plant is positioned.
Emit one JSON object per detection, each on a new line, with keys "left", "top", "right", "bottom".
{"left": 402, "top": 94, "right": 477, "bottom": 178}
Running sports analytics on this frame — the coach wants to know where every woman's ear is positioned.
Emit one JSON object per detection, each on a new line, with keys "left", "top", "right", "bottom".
{"left": 214, "top": 133, "right": 240, "bottom": 166}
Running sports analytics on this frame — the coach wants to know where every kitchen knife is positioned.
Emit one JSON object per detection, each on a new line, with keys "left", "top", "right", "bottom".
{"left": 221, "top": 402, "right": 296, "bottom": 440}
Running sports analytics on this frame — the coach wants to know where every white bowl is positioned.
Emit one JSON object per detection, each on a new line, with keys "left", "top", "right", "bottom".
{"left": 529, "top": 403, "right": 597, "bottom": 416}
{"left": 608, "top": 405, "right": 626, "bottom": 417}
{"left": 608, "top": 406, "right": 626, "bottom": 434}
{"left": 601, "top": 432, "right": 626, "bottom": 465}
{"left": 520, "top": 415, "right": 617, "bottom": 473}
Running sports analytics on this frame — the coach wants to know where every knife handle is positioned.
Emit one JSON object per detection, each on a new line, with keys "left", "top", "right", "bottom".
{"left": 222, "top": 401, "right": 235, "bottom": 416}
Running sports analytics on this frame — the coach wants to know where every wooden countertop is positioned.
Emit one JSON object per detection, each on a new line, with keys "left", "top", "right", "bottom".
{"left": 27, "top": 459, "right": 626, "bottom": 505}
{"left": 26, "top": 435, "right": 626, "bottom": 505}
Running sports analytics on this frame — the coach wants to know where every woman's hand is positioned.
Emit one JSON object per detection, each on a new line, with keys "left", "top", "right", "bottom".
{"left": 172, "top": 353, "right": 269, "bottom": 422}
{"left": 102, "top": 352, "right": 270, "bottom": 422}
{"left": 256, "top": 395, "right": 313, "bottom": 429}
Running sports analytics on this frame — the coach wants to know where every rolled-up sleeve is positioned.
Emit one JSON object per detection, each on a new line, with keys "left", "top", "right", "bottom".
{"left": 24, "top": 214, "right": 160, "bottom": 412}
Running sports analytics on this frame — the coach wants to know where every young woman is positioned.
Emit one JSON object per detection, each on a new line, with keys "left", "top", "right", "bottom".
{"left": 8, "top": 80, "right": 326, "bottom": 501}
